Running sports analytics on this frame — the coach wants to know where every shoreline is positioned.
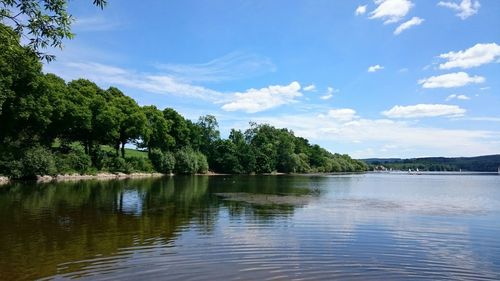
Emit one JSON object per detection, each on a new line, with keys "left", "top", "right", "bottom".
{"left": 0, "top": 172, "right": 169, "bottom": 185}
{"left": 0, "top": 171, "right": 371, "bottom": 186}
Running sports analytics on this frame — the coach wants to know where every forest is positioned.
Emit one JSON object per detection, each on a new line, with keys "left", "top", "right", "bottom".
{"left": 0, "top": 24, "right": 367, "bottom": 179}
{"left": 363, "top": 155, "right": 500, "bottom": 172}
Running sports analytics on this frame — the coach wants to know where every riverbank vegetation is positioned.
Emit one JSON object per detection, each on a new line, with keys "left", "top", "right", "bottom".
{"left": 0, "top": 23, "right": 367, "bottom": 179}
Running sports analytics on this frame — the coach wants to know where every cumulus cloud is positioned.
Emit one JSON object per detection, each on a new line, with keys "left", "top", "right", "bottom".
{"left": 323, "top": 108, "right": 358, "bottom": 121}
{"left": 355, "top": 5, "right": 367, "bottom": 15}
{"left": 438, "top": 0, "right": 480, "bottom": 19}
{"left": 418, "top": 72, "right": 485, "bottom": 88}
{"left": 438, "top": 43, "right": 500, "bottom": 69}
{"left": 382, "top": 104, "right": 466, "bottom": 118}
{"left": 221, "top": 81, "right": 302, "bottom": 113}
{"left": 320, "top": 87, "right": 338, "bottom": 100}
{"left": 368, "top": 64, "right": 384, "bottom": 72}
{"left": 446, "top": 94, "right": 471, "bottom": 101}
{"left": 303, "top": 84, "right": 316, "bottom": 92}
{"left": 369, "top": 0, "right": 413, "bottom": 24}
{"left": 394, "top": 17, "right": 424, "bottom": 35}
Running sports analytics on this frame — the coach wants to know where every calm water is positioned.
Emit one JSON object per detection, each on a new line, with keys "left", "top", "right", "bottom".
{"left": 1, "top": 174, "right": 499, "bottom": 280}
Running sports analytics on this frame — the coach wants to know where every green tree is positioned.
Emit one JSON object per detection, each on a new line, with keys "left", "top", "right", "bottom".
{"left": 163, "top": 108, "right": 190, "bottom": 150}
{"left": 141, "top": 105, "right": 174, "bottom": 155}
{"left": 0, "top": 24, "right": 47, "bottom": 144}
{"left": 106, "top": 87, "right": 147, "bottom": 158}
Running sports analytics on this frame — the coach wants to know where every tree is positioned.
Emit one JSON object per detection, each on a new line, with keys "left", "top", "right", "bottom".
{"left": 163, "top": 108, "right": 190, "bottom": 150}
{"left": 211, "top": 139, "right": 242, "bottom": 173}
{"left": 0, "top": 24, "right": 44, "bottom": 143}
{"left": 141, "top": 105, "right": 174, "bottom": 155}
{"left": 106, "top": 87, "right": 147, "bottom": 158}
{"left": 0, "top": 0, "right": 107, "bottom": 61}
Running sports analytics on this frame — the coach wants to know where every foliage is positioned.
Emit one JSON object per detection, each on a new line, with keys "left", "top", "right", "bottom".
{"left": 150, "top": 149, "right": 175, "bottom": 173}
{"left": 0, "top": 0, "right": 106, "bottom": 61}
{"left": 175, "top": 148, "right": 199, "bottom": 174}
{"left": 55, "top": 144, "right": 92, "bottom": 174}
{"left": 20, "top": 145, "right": 57, "bottom": 178}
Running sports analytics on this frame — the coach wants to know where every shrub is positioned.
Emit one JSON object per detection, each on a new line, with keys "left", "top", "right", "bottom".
{"left": 103, "top": 156, "right": 133, "bottom": 173}
{"left": 126, "top": 156, "right": 154, "bottom": 172}
{"left": 149, "top": 149, "right": 175, "bottom": 173}
{"left": 55, "top": 146, "right": 92, "bottom": 174}
{"left": 175, "top": 148, "right": 199, "bottom": 174}
{"left": 21, "top": 146, "right": 57, "bottom": 178}
{"left": 195, "top": 151, "right": 208, "bottom": 174}
{"left": 163, "top": 151, "right": 176, "bottom": 173}
{"left": 173, "top": 149, "right": 209, "bottom": 174}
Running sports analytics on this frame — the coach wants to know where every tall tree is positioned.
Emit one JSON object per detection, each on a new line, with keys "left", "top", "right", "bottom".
{"left": 141, "top": 105, "right": 174, "bottom": 155}
{"left": 163, "top": 108, "right": 190, "bottom": 150}
{"left": 106, "top": 87, "right": 147, "bottom": 158}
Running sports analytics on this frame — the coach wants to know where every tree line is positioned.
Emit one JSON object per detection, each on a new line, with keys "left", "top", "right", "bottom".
{"left": 0, "top": 23, "right": 367, "bottom": 178}
{"left": 364, "top": 155, "right": 500, "bottom": 172}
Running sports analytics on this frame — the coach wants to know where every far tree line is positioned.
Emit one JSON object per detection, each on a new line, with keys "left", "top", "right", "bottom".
{"left": 0, "top": 23, "right": 367, "bottom": 178}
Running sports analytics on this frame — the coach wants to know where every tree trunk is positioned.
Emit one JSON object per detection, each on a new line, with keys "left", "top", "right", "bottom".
{"left": 121, "top": 142, "right": 125, "bottom": 158}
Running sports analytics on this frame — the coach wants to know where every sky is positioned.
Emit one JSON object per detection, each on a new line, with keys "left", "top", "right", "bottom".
{"left": 43, "top": 0, "right": 500, "bottom": 158}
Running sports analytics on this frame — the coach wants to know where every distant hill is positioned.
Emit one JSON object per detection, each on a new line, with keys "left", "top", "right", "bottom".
{"left": 361, "top": 155, "right": 500, "bottom": 172}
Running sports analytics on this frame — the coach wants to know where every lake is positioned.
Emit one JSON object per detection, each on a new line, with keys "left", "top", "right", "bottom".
{"left": 1, "top": 174, "right": 499, "bottom": 280}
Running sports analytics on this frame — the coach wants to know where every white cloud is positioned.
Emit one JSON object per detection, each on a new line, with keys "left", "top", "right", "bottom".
{"left": 369, "top": 0, "right": 413, "bottom": 24}
{"left": 418, "top": 72, "right": 485, "bottom": 88}
{"left": 394, "top": 17, "right": 424, "bottom": 35}
{"left": 221, "top": 81, "right": 302, "bottom": 113}
{"left": 44, "top": 61, "right": 224, "bottom": 101}
{"left": 438, "top": 0, "right": 480, "bottom": 19}
{"left": 438, "top": 43, "right": 500, "bottom": 69}
{"left": 446, "top": 94, "right": 470, "bottom": 101}
{"left": 382, "top": 104, "right": 466, "bottom": 118}
{"left": 355, "top": 5, "right": 367, "bottom": 15}
{"left": 303, "top": 84, "right": 316, "bottom": 92}
{"left": 480, "top": 86, "right": 490, "bottom": 90}
{"left": 323, "top": 108, "right": 358, "bottom": 121}
{"left": 319, "top": 87, "right": 338, "bottom": 100}
{"left": 155, "top": 52, "right": 276, "bottom": 83}
{"left": 368, "top": 64, "right": 384, "bottom": 72}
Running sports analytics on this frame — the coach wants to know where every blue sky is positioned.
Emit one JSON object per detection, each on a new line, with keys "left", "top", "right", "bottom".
{"left": 44, "top": 0, "right": 500, "bottom": 158}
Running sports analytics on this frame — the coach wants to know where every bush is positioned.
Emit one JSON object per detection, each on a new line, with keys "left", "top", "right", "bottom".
{"left": 163, "top": 151, "right": 176, "bottom": 173}
{"left": 195, "top": 152, "right": 208, "bottom": 174}
{"left": 174, "top": 148, "right": 209, "bottom": 174}
{"left": 149, "top": 149, "right": 175, "bottom": 173}
{"left": 103, "top": 156, "right": 133, "bottom": 173}
{"left": 20, "top": 146, "right": 57, "bottom": 178}
{"left": 175, "top": 148, "right": 198, "bottom": 174}
{"left": 126, "top": 156, "right": 154, "bottom": 172}
{"left": 55, "top": 146, "right": 92, "bottom": 174}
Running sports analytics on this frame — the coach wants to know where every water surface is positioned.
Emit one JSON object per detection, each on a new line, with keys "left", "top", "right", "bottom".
{"left": 0, "top": 174, "right": 499, "bottom": 280}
